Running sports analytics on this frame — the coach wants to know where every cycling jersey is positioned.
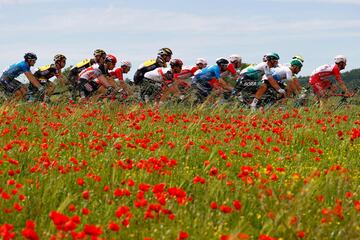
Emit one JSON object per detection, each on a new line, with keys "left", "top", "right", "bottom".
{"left": 144, "top": 67, "right": 173, "bottom": 83}
{"left": 309, "top": 64, "right": 342, "bottom": 84}
{"left": 174, "top": 66, "right": 199, "bottom": 80}
{"left": 33, "top": 64, "right": 60, "bottom": 82}
{"left": 133, "top": 56, "right": 166, "bottom": 84}
{"left": 266, "top": 66, "right": 293, "bottom": 84}
{"left": 193, "top": 65, "right": 221, "bottom": 82}
{"left": 110, "top": 68, "right": 124, "bottom": 81}
{"left": 240, "top": 62, "right": 274, "bottom": 80}
{"left": 70, "top": 59, "right": 97, "bottom": 75}
{"left": 79, "top": 64, "right": 108, "bottom": 82}
{"left": 1, "top": 61, "right": 30, "bottom": 80}
{"left": 220, "top": 63, "right": 237, "bottom": 78}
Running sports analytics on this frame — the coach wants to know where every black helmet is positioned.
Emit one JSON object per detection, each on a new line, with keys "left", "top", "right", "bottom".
{"left": 216, "top": 57, "right": 229, "bottom": 67}
{"left": 24, "top": 52, "right": 37, "bottom": 61}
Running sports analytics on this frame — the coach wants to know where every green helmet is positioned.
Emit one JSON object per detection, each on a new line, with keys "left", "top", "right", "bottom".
{"left": 290, "top": 59, "right": 303, "bottom": 68}
{"left": 292, "top": 55, "right": 304, "bottom": 63}
{"left": 266, "top": 52, "right": 280, "bottom": 61}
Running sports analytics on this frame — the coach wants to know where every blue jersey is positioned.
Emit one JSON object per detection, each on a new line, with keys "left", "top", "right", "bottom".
{"left": 193, "top": 65, "right": 221, "bottom": 82}
{"left": 2, "top": 61, "right": 30, "bottom": 80}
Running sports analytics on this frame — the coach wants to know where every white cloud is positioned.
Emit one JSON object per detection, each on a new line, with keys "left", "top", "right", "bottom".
{"left": 1, "top": 6, "right": 360, "bottom": 36}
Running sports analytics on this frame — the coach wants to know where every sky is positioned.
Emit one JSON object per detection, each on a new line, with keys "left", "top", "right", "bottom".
{"left": 0, "top": 0, "right": 359, "bottom": 81}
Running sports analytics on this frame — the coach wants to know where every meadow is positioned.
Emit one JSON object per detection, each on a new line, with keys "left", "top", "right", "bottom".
{"left": 1, "top": 101, "right": 360, "bottom": 240}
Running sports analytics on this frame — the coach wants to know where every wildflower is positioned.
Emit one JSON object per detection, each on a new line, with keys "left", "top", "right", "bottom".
{"left": 210, "top": 201, "right": 218, "bottom": 209}
{"left": 209, "top": 167, "right": 219, "bottom": 177}
{"left": 108, "top": 222, "right": 120, "bottom": 232}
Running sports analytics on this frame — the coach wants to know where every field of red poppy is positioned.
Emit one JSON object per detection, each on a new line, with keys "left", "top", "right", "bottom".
{"left": 1, "top": 102, "right": 360, "bottom": 240}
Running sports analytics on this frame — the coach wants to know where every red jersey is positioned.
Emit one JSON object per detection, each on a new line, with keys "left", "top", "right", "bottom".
{"left": 309, "top": 64, "right": 343, "bottom": 84}
{"left": 174, "top": 66, "right": 199, "bottom": 80}
{"left": 110, "top": 68, "right": 124, "bottom": 81}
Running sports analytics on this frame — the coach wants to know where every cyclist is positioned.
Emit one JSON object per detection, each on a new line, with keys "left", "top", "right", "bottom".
{"left": 0, "top": 53, "right": 44, "bottom": 101}
{"left": 78, "top": 54, "right": 117, "bottom": 101}
{"left": 109, "top": 60, "right": 132, "bottom": 97}
{"left": 234, "top": 53, "right": 282, "bottom": 109}
{"left": 27, "top": 54, "right": 67, "bottom": 102}
{"left": 133, "top": 48, "right": 172, "bottom": 85}
{"left": 174, "top": 58, "right": 208, "bottom": 81}
{"left": 67, "top": 49, "right": 107, "bottom": 100}
{"left": 141, "top": 58, "right": 183, "bottom": 104}
{"left": 309, "top": 55, "right": 351, "bottom": 107}
{"left": 192, "top": 57, "right": 233, "bottom": 103}
{"left": 196, "top": 58, "right": 208, "bottom": 69}
{"left": 110, "top": 61, "right": 132, "bottom": 81}
{"left": 173, "top": 58, "right": 208, "bottom": 99}
{"left": 262, "top": 59, "right": 303, "bottom": 98}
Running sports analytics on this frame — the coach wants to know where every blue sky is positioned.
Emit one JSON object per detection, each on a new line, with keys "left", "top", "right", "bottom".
{"left": 0, "top": 0, "right": 359, "bottom": 81}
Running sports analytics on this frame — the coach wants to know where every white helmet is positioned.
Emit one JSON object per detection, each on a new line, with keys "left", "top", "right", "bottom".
{"left": 229, "top": 54, "right": 242, "bottom": 63}
{"left": 334, "top": 55, "right": 347, "bottom": 64}
{"left": 121, "top": 60, "right": 132, "bottom": 68}
{"left": 196, "top": 58, "right": 208, "bottom": 66}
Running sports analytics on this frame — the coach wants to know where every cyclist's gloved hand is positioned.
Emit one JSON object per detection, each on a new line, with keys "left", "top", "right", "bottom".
{"left": 105, "top": 86, "right": 115, "bottom": 96}
{"left": 38, "top": 86, "right": 45, "bottom": 95}
{"left": 277, "top": 88, "right": 286, "bottom": 94}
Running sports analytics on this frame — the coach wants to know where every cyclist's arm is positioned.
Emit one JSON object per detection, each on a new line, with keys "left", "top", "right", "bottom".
{"left": 335, "top": 75, "right": 350, "bottom": 95}
{"left": 266, "top": 74, "right": 282, "bottom": 92}
{"left": 24, "top": 72, "right": 41, "bottom": 88}
{"left": 218, "top": 78, "right": 233, "bottom": 91}
{"left": 97, "top": 75, "right": 112, "bottom": 88}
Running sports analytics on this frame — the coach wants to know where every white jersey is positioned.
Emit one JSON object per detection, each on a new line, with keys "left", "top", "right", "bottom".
{"left": 79, "top": 64, "right": 106, "bottom": 81}
{"left": 144, "top": 67, "right": 172, "bottom": 82}
{"left": 239, "top": 62, "right": 274, "bottom": 81}
{"left": 269, "top": 66, "right": 293, "bottom": 83}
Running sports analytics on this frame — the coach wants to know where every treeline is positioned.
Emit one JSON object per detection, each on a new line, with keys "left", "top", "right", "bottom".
{"left": 298, "top": 68, "right": 360, "bottom": 89}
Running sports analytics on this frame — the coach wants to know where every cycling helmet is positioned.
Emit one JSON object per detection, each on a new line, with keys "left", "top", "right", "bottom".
{"left": 216, "top": 57, "right": 229, "bottom": 67}
{"left": 54, "top": 54, "right": 67, "bottom": 62}
{"left": 334, "top": 55, "right": 347, "bottom": 64}
{"left": 158, "top": 48, "right": 173, "bottom": 56}
{"left": 266, "top": 52, "right": 280, "bottom": 61}
{"left": 121, "top": 61, "right": 132, "bottom": 68}
{"left": 292, "top": 55, "right": 304, "bottom": 63}
{"left": 169, "top": 58, "right": 183, "bottom": 67}
{"left": 196, "top": 58, "right": 208, "bottom": 66}
{"left": 262, "top": 55, "right": 267, "bottom": 62}
{"left": 229, "top": 54, "right": 242, "bottom": 63}
{"left": 93, "top": 49, "right": 106, "bottom": 57}
{"left": 24, "top": 52, "right": 37, "bottom": 61}
{"left": 105, "top": 54, "right": 117, "bottom": 64}
{"left": 290, "top": 59, "right": 303, "bottom": 68}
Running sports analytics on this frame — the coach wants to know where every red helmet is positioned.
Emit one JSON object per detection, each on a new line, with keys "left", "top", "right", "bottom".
{"left": 105, "top": 54, "right": 117, "bottom": 64}
{"left": 169, "top": 58, "right": 183, "bottom": 67}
